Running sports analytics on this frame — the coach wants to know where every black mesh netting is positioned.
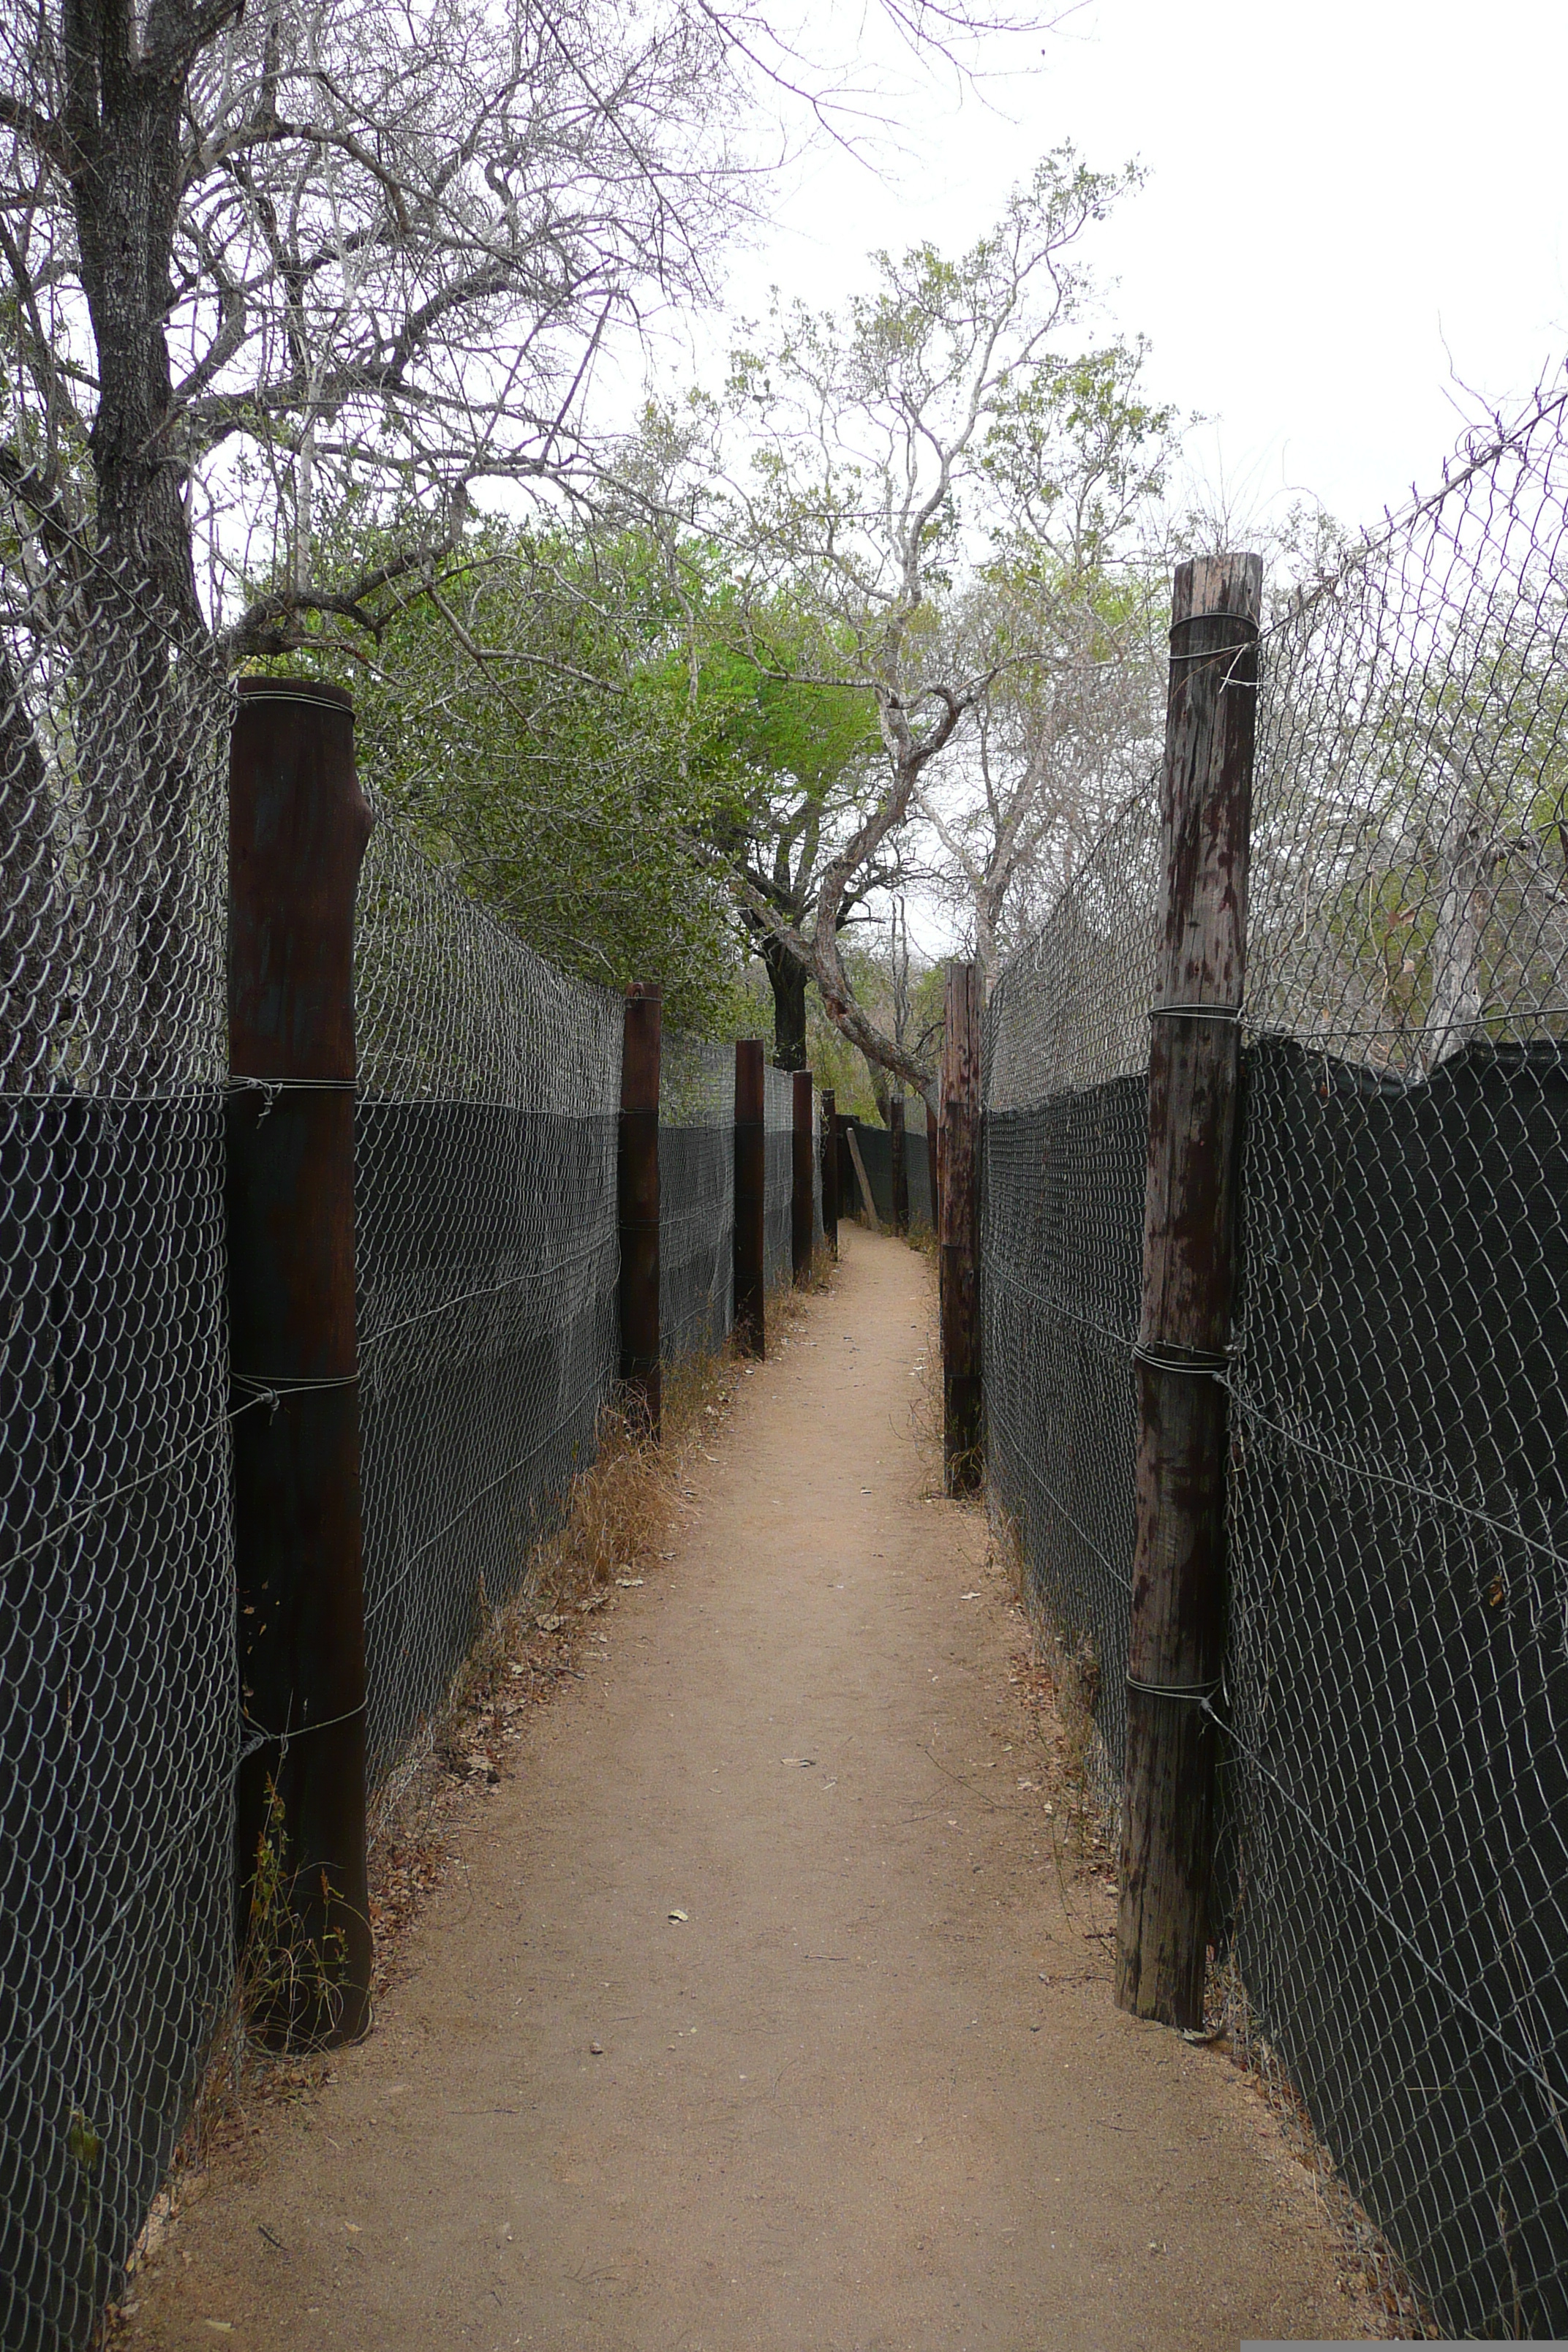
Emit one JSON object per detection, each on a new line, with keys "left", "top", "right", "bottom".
{"left": 352, "top": 818, "right": 622, "bottom": 1790}
{"left": 846, "top": 1120, "right": 932, "bottom": 1232}
{"left": 764, "top": 1063, "right": 794, "bottom": 1291}
{"left": 660, "top": 1031, "right": 734, "bottom": 1363}
{"left": 0, "top": 508, "right": 235, "bottom": 2352}
{"left": 1225, "top": 1033, "right": 1568, "bottom": 2336}
{"left": 982, "top": 789, "right": 1157, "bottom": 1818}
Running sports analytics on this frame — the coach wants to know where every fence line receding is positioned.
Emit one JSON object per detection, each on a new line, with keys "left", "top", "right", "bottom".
{"left": 0, "top": 491, "right": 826, "bottom": 2350}
{"left": 984, "top": 396, "right": 1568, "bottom": 2338}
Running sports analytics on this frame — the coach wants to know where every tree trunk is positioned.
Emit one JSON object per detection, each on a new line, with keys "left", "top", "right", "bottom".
{"left": 763, "top": 931, "right": 808, "bottom": 1071}
{"left": 60, "top": 0, "right": 216, "bottom": 1079}
{"left": 67, "top": 0, "right": 199, "bottom": 616}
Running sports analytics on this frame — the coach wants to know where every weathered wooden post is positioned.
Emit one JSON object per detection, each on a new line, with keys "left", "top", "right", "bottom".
{"left": 938, "top": 961, "right": 982, "bottom": 1494}
{"left": 889, "top": 1094, "right": 910, "bottom": 1236}
{"left": 619, "top": 983, "right": 661, "bottom": 1439}
{"left": 820, "top": 1087, "right": 839, "bottom": 1258}
{"left": 734, "top": 1039, "right": 766, "bottom": 1357}
{"left": 791, "top": 1068, "right": 814, "bottom": 1283}
{"left": 227, "top": 677, "right": 374, "bottom": 2046}
{"left": 1116, "top": 551, "right": 1261, "bottom": 2030}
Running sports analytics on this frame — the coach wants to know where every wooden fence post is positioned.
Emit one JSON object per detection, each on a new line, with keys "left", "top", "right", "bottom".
{"left": 820, "top": 1087, "right": 839, "bottom": 1258}
{"left": 1115, "top": 551, "right": 1262, "bottom": 2030}
{"left": 791, "top": 1068, "right": 814, "bottom": 1283}
{"left": 889, "top": 1095, "right": 909, "bottom": 1236}
{"left": 734, "top": 1039, "right": 766, "bottom": 1357}
{"left": 227, "top": 678, "right": 374, "bottom": 2047}
{"left": 938, "top": 961, "right": 982, "bottom": 1495}
{"left": 619, "top": 983, "right": 661, "bottom": 1439}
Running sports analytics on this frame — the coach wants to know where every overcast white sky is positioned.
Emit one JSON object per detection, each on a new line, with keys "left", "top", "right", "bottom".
{"left": 687, "top": 0, "right": 1568, "bottom": 540}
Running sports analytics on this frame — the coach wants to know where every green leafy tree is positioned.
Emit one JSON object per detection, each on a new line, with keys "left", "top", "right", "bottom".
{"left": 652, "top": 150, "right": 1180, "bottom": 1104}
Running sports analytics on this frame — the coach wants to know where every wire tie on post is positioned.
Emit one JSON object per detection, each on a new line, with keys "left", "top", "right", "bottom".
{"left": 233, "top": 1370, "right": 361, "bottom": 1422}
{"left": 1166, "top": 612, "right": 1260, "bottom": 666}
{"left": 1147, "top": 1002, "right": 1243, "bottom": 1022}
{"left": 226, "top": 1074, "right": 358, "bottom": 1125}
{"left": 1125, "top": 1674, "right": 1224, "bottom": 1702}
{"left": 1130, "top": 1341, "right": 1229, "bottom": 1378}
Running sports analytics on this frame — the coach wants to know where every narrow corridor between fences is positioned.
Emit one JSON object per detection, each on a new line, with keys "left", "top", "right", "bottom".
{"left": 122, "top": 1229, "right": 1368, "bottom": 2352}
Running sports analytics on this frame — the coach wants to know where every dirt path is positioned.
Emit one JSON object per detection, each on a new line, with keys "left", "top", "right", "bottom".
{"left": 127, "top": 1229, "right": 1372, "bottom": 2351}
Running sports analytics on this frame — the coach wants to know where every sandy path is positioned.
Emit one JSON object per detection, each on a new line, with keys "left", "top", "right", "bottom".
{"left": 126, "top": 1227, "right": 1369, "bottom": 2351}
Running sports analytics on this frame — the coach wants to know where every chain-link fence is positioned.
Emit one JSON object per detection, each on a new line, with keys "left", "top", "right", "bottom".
{"left": 0, "top": 487, "right": 812, "bottom": 2346}
{"left": 0, "top": 497, "right": 236, "bottom": 2352}
{"left": 353, "top": 821, "right": 623, "bottom": 1788}
{"left": 660, "top": 1030, "right": 735, "bottom": 1363}
{"left": 984, "top": 394, "right": 1568, "bottom": 2336}
{"left": 763, "top": 1063, "right": 794, "bottom": 1290}
{"left": 845, "top": 1119, "right": 933, "bottom": 1232}
{"left": 983, "top": 791, "right": 1156, "bottom": 1820}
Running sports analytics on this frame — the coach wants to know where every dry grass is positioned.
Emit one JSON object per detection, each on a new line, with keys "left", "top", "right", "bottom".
{"left": 1205, "top": 1959, "right": 1436, "bottom": 2337}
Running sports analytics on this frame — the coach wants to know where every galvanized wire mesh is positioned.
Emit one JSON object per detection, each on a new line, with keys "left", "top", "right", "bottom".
{"left": 659, "top": 1030, "right": 734, "bottom": 1362}
{"left": 982, "top": 791, "right": 1156, "bottom": 1820}
{"left": 353, "top": 816, "right": 622, "bottom": 1789}
{"left": 984, "top": 393, "right": 1568, "bottom": 2337}
{"left": 0, "top": 492, "right": 235, "bottom": 2352}
{"left": 763, "top": 1063, "right": 794, "bottom": 1291}
{"left": 1224, "top": 396, "right": 1568, "bottom": 2339}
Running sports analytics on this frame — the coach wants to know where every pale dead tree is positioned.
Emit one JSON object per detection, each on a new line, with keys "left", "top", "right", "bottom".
{"left": 690, "top": 157, "right": 1175, "bottom": 1108}
{"left": 911, "top": 566, "right": 1166, "bottom": 987}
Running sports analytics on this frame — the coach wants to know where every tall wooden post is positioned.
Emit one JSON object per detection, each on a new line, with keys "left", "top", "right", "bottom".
{"left": 619, "top": 983, "right": 661, "bottom": 1439}
{"left": 1116, "top": 551, "right": 1262, "bottom": 2030}
{"left": 820, "top": 1087, "right": 839, "bottom": 1258}
{"left": 734, "top": 1039, "right": 766, "bottom": 1357}
{"left": 938, "top": 961, "right": 982, "bottom": 1495}
{"left": 228, "top": 678, "right": 374, "bottom": 2047}
{"left": 791, "top": 1068, "right": 814, "bottom": 1283}
{"left": 889, "top": 1094, "right": 910, "bottom": 1236}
